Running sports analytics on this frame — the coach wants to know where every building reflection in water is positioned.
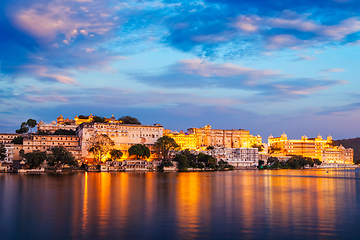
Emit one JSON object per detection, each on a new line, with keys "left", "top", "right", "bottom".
{"left": 0, "top": 169, "right": 359, "bottom": 239}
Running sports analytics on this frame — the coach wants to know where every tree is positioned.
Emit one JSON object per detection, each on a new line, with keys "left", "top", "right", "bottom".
{"left": 198, "top": 153, "right": 217, "bottom": 168}
{"left": 54, "top": 129, "right": 76, "bottom": 135}
{"left": 11, "top": 136, "right": 24, "bottom": 144}
{"left": 174, "top": 154, "right": 189, "bottom": 170}
{"left": 37, "top": 130, "right": 51, "bottom": 135}
{"left": 119, "top": 116, "right": 141, "bottom": 125}
{"left": 109, "top": 149, "right": 123, "bottom": 161}
{"left": 92, "top": 116, "right": 106, "bottom": 123}
{"left": 154, "top": 136, "right": 179, "bottom": 161}
{"left": 78, "top": 115, "right": 88, "bottom": 119}
{"left": 313, "top": 158, "right": 322, "bottom": 165}
{"left": 16, "top": 122, "right": 29, "bottom": 134}
{"left": 87, "top": 134, "right": 115, "bottom": 164}
{"left": 251, "top": 143, "right": 264, "bottom": 152}
{"left": 0, "top": 143, "right": 6, "bottom": 161}
{"left": 128, "top": 144, "right": 150, "bottom": 159}
{"left": 47, "top": 146, "right": 77, "bottom": 167}
{"left": 20, "top": 150, "right": 47, "bottom": 169}
{"left": 26, "top": 119, "right": 37, "bottom": 133}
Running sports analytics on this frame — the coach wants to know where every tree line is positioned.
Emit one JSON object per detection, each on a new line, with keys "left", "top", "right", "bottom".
{"left": 19, "top": 147, "right": 78, "bottom": 169}
{"left": 258, "top": 156, "right": 322, "bottom": 169}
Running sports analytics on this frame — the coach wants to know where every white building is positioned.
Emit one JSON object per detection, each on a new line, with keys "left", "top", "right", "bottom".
{"left": 77, "top": 122, "right": 164, "bottom": 161}
{"left": 37, "top": 120, "right": 77, "bottom": 133}
{"left": 1, "top": 143, "right": 14, "bottom": 163}
{"left": 208, "top": 148, "right": 259, "bottom": 167}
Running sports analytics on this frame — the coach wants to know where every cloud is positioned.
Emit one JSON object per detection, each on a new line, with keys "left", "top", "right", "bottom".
{"left": 161, "top": 1, "right": 360, "bottom": 57}
{"left": 322, "top": 68, "right": 346, "bottom": 72}
{"left": 133, "top": 58, "right": 346, "bottom": 99}
{"left": 292, "top": 54, "right": 316, "bottom": 61}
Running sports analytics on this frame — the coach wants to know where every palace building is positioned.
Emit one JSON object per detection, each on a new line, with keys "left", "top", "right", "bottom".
{"left": 37, "top": 114, "right": 122, "bottom": 133}
{"left": 165, "top": 125, "right": 262, "bottom": 151}
{"left": 23, "top": 135, "right": 81, "bottom": 160}
{"left": 268, "top": 133, "right": 353, "bottom": 164}
{"left": 77, "top": 122, "right": 164, "bottom": 161}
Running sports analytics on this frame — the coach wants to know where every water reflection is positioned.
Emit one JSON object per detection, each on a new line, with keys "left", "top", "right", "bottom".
{"left": 0, "top": 169, "right": 359, "bottom": 240}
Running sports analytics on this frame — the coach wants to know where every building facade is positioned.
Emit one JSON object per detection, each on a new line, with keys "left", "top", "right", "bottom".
{"left": 77, "top": 122, "right": 164, "bottom": 161}
{"left": 268, "top": 133, "right": 353, "bottom": 164}
{"left": 166, "top": 124, "right": 262, "bottom": 150}
{"left": 0, "top": 133, "right": 20, "bottom": 144}
{"left": 23, "top": 135, "right": 81, "bottom": 160}
{"left": 207, "top": 148, "right": 259, "bottom": 167}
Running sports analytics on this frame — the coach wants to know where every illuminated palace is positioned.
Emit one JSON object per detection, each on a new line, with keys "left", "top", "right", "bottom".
{"left": 165, "top": 124, "right": 262, "bottom": 150}
{"left": 77, "top": 122, "right": 164, "bottom": 161}
{"left": 268, "top": 132, "right": 353, "bottom": 164}
{"left": 37, "top": 114, "right": 122, "bottom": 133}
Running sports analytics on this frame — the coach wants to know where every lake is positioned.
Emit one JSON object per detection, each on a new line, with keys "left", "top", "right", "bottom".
{"left": 1, "top": 169, "right": 359, "bottom": 240}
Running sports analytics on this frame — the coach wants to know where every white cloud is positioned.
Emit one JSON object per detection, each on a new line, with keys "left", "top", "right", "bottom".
{"left": 12, "top": 1, "right": 117, "bottom": 43}
{"left": 323, "top": 68, "right": 346, "bottom": 72}
{"left": 176, "top": 59, "right": 280, "bottom": 79}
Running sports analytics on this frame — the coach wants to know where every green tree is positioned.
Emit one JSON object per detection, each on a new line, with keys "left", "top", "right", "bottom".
{"left": 174, "top": 154, "right": 189, "bottom": 170}
{"left": 87, "top": 134, "right": 115, "bottom": 164}
{"left": 128, "top": 144, "right": 150, "bottom": 159}
{"left": 11, "top": 136, "right": 24, "bottom": 144}
{"left": 198, "top": 153, "right": 217, "bottom": 168}
{"left": 92, "top": 116, "right": 106, "bottom": 123}
{"left": 119, "top": 116, "right": 141, "bottom": 125}
{"left": 16, "top": 122, "right": 29, "bottom": 134}
{"left": 154, "top": 136, "right": 179, "bottom": 161}
{"left": 54, "top": 129, "right": 76, "bottom": 135}
{"left": 47, "top": 146, "right": 78, "bottom": 168}
{"left": 0, "top": 143, "right": 6, "bottom": 161}
{"left": 26, "top": 119, "right": 37, "bottom": 133}
{"left": 37, "top": 130, "right": 51, "bottom": 135}
{"left": 109, "top": 149, "right": 123, "bottom": 161}
{"left": 20, "top": 150, "right": 47, "bottom": 169}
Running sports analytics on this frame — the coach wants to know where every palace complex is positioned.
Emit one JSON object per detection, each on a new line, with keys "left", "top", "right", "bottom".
{"left": 77, "top": 122, "right": 164, "bottom": 161}
{"left": 165, "top": 124, "right": 262, "bottom": 151}
{"left": 268, "top": 132, "right": 353, "bottom": 164}
{"left": 0, "top": 115, "right": 355, "bottom": 167}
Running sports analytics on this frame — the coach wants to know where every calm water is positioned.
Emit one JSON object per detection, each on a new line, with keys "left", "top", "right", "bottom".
{"left": 1, "top": 169, "right": 360, "bottom": 240}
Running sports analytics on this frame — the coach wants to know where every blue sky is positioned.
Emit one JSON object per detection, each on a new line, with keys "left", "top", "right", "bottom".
{"left": 1, "top": 0, "right": 360, "bottom": 140}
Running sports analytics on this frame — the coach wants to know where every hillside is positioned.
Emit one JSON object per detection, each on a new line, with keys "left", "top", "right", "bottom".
{"left": 333, "top": 138, "right": 360, "bottom": 164}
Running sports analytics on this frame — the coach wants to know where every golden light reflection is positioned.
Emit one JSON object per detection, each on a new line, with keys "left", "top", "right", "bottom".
{"left": 176, "top": 172, "right": 201, "bottom": 239}
{"left": 81, "top": 172, "right": 88, "bottom": 234}
{"left": 75, "top": 170, "right": 357, "bottom": 238}
{"left": 98, "top": 173, "right": 111, "bottom": 235}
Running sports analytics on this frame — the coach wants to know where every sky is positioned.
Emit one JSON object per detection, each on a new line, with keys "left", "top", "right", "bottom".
{"left": 1, "top": 0, "right": 360, "bottom": 140}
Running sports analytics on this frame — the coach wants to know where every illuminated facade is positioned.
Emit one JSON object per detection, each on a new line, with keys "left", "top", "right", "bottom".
{"left": 164, "top": 130, "right": 197, "bottom": 150}
{"left": 0, "top": 133, "right": 19, "bottom": 144}
{"left": 268, "top": 133, "right": 353, "bottom": 164}
{"left": 38, "top": 114, "right": 122, "bottom": 133}
{"left": 37, "top": 120, "right": 78, "bottom": 133}
{"left": 23, "top": 135, "right": 81, "bottom": 160}
{"left": 166, "top": 124, "right": 262, "bottom": 150}
{"left": 77, "top": 122, "right": 164, "bottom": 161}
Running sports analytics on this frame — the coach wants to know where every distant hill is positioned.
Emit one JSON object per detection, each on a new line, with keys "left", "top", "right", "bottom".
{"left": 333, "top": 138, "right": 360, "bottom": 164}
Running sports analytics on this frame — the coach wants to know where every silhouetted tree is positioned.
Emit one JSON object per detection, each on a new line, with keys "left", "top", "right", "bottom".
{"left": 128, "top": 144, "right": 150, "bottom": 159}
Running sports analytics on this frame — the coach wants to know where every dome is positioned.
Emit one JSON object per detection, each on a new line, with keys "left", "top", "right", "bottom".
{"left": 281, "top": 132, "right": 287, "bottom": 139}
